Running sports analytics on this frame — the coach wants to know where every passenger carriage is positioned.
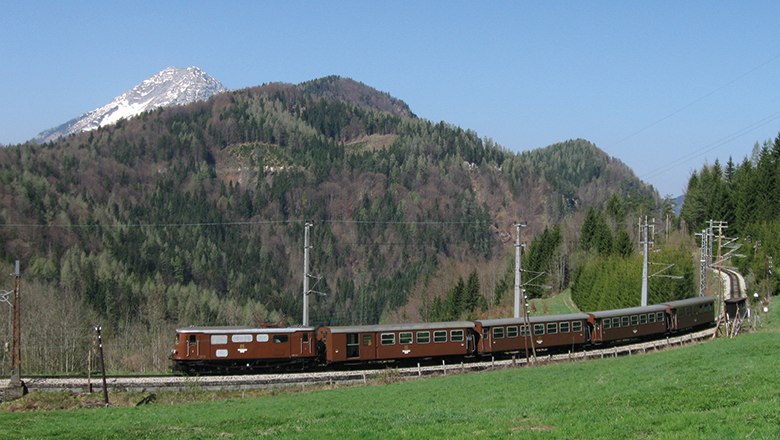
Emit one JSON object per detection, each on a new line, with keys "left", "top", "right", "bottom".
{"left": 474, "top": 313, "right": 590, "bottom": 355}
{"left": 317, "top": 321, "right": 476, "bottom": 364}
{"left": 587, "top": 305, "right": 668, "bottom": 344}
{"left": 663, "top": 296, "right": 716, "bottom": 332}
{"left": 171, "top": 326, "right": 317, "bottom": 374}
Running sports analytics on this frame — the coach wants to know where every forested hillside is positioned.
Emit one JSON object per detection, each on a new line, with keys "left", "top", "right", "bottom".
{"left": 681, "top": 135, "right": 780, "bottom": 296}
{"left": 0, "top": 76, "right": 657, "bottom": 373}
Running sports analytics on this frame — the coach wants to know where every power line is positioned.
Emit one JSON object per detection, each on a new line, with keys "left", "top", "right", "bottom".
{"left": 640, "top": 110, "right": 780, "bottom": 183}
{"left": 612, "top": 52, "right": 780, "bottom": 147}
{"left": 0, "top": 218, "right": 495, "bottom": 230}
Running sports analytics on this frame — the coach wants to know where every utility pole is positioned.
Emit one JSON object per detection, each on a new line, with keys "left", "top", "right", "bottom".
{"left": 696, "top": 228, "right": 709, "bottom": 297}
{"left": 302, "top": 222, "right": 312, "bottom": 327}
{"left": 9, "top": 261, "right": 20, "bottom": 387}
{"left": 513, "top": 222, "right": 526, "bottom": 319}
{"left": 640, "top": 218, "right": 654, "bottom": 306}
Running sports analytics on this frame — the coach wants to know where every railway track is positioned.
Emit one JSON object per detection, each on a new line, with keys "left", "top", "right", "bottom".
{"left": 20, "top": 326, "right": 716, "bottom": 394}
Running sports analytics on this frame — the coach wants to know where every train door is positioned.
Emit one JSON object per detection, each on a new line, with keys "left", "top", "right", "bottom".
{"left": 481, "top": 327, "right": 491, "bottom": 353}
{"left": 187, "top": 334, "right": 199, "bottom": 357}
{"left": 668, "top": 310, "right": 677, "bottom": 332}
{"left": 297, "top": 332, "right": 313, "bottom": 357}
{"left": 590, "top": 320, "right": 603, "bottom": 344}
{"left": 346, "top": 333, "right": 360, "bottom": 358}
{"left": 466, "top": 332, "right": 476, "bottom": 355}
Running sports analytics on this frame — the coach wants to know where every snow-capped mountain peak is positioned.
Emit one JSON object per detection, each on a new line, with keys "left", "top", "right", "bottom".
{"left": 35, "top": 66, "right": 226, "bottom": 143}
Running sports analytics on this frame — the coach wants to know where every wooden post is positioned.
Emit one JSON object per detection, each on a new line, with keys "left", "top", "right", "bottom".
{"left": 96, "top": 326, "right": 109, "bottom": 406}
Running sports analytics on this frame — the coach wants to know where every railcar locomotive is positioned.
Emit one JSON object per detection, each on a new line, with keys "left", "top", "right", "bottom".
{"left": 170, "top": 296, "right": 716, "bottom": 375}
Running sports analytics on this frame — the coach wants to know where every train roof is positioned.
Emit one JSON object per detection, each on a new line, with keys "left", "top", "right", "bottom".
{"left": 475, "top": 313, "right": 590, "bottom": 327}
{"left": 175, "top": 326, "right": 315, "bottom": 334}
{"left": 662, "top": 296, "right": 715, "bottom": 308}
{"left": 323, "top": 321, "right": 475, "bottom": 334}
{"left": 588, "top": 304, "right": 668, "bottom": 319}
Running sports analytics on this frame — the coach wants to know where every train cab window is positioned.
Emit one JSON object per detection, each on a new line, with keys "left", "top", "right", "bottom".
{"left": 257, "top": 334, "right": 270, "bottom": 343}
{"left": 417, "top": 331, "right": 430, "bottom": 344}
{"left": 630, "top": 315, "right": 639, "bottom": 326}
{"left": 433, "top": 330, "right": 447, "bottom": 343}
{"left": 559, "top": 322, "right": 570, "bottom": 333}
{"left": 546, "top": 323, "right": 558, "bottom": 334}
{"left": 188, "top": 335, "right": 197, "bottom": 344}
{"left": 507, "top": 326, "right": 519, "bottom": 338}
{"left": 534, "top": 324, "right": 545, "bottom": 336}
{"left": 381, "top": 333, "right": 396, "bottom": 345}
{"left": 639, "top": 314, "right": 648, "bottom": 325}
{"left": 347, "top": 334, "right": 360, "bottom": 358}
{"left": 602, "top": 319, "right": 611, "bottom": 330}
{"left": 399, "top": 332, "right": 413, "bottom": 344}
{"left": 621, "top": 316, "right": 630, "bottom": 327}
{"left": 492, "top": 327, "right": 505, "bottom": 339}
{"left": 451, "top": 330, "right": 465, "bottom": 342}
{"left": 520, "top": 325, "right": 529, "bottom": 337}
{"left": 211, "top": 335, "right": 228, "bottom": 345}
{"left": 273, "top": 335, "right": 289, "bottom": 344}
{"left": 572, "top": 321, "right": 583, "bottom": 333}
{"left": 612, "top": 317, "right": 620, "bottom": 328}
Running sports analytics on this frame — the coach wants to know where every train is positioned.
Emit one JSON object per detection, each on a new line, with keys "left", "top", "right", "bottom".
{"left": 170, "top": 296, "right": 715, "bottom": 375}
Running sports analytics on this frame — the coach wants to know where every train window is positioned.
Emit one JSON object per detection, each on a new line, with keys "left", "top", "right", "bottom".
{"left": 520, "top": 325, "right": 529, "bottom": 337}
{"left": 507, "top": 326, "right": 518, "bottom": 338}
{"left": 434, "top": 330, "right": 447, "bottom": 343}
{"left": 399, "top": 332, "right": 413, "bottom": 344}
{"left": 639, "top": 314, "right": 648, "bottom": 325}
{"left": 621, "top": 316, "right": 630, "bottom": 327}
{"left": 648, "top": 313, "right": 656, "bottom": 323}
{"left": 630, "top": 315, "right": 639, "bottom": 326}
{"left": 232, "top": 334, "right": 253, "bottom": 343}
{"left": 381, "top": 333, "right": 395, "bottom": 345}
{"left": 216, "top": 349, "right": 228, "bottom": 358}
{"left": 492, "top": 327, "right": 505, "bottom": 339}
{"left": 612, "top": 317, "right": 620, "bottom": 328}
{"left": 534, "top": 324, "right": 545, "bottom": 336}
{"left": 451, "top": 330, "right": 465, "bottom": 342}
{"left": 559, "top": 322, "right": 570, "bottom": 333}
{"left": 602, "top": 319, "right": 611, "bottom": 330}
{"left": 211, "top": 335, "right": 228, "bottom": 345}
{"left": 572, "top": 322, "right": 583, "bottom": 332}
{"left": 417, "top": 331, "right": 430, "bottom": 344}
{"left": 546, "top": 323, "right": 558, "bottom": 334}
{"left": 257, "top": 334, "right": 270, "bottom": 343}
{"left": 302, "top": 333, "right": 309, "bottom": 342}
{"left": 363, "top": 335, "right": 373, "bottom": 346}
{"left": 657, "top": 312, "right": 664, "bottom": 322}
{"left": 188, "top": 335, "right": 197, "bottom": 344}
{"left": 273, "top": 335, "right": 288, "bottom": 343}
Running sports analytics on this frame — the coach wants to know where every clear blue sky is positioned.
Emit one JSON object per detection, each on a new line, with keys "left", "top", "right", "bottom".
{"left": 2, "top": 1, "right": 779, "bottom": 196}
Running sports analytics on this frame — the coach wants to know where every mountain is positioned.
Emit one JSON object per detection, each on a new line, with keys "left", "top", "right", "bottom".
{"left": 33, "top": 66, "right": 226, "bottom": 144}
{"left": 0, "top": 76, "right": 663, "bottom": 373}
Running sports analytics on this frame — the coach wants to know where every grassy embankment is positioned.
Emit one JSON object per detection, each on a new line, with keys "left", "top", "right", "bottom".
{"left": 1, "top": 298, "right": 778, "bottom": 439}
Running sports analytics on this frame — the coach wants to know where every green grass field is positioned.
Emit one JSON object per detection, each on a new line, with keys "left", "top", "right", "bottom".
{"left": 2, "top": 304, "right": 778, "bottom": 439}
{"left": 529, "top": 289, "right": 580, "bottom": 315}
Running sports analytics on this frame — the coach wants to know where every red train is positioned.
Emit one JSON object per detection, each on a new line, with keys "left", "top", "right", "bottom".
{"left": 170, "top": 296, "right": 715, "bottom": 375}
